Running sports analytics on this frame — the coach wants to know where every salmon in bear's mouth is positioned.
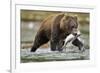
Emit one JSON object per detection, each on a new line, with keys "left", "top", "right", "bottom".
{"left": 62, "top": 30, "right": 85, "bottom": 52}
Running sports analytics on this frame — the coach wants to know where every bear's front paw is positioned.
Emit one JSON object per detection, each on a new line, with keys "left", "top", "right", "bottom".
{"left": 51, "top": 48, "right": 56, "bottom": 51}
{"left": 58, "top": 48, "right": 63, "bottom": 52}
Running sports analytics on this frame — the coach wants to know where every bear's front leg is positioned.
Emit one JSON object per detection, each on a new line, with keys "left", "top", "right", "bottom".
{"left": 57, "top": 40, "right": 64, "bottom": 52}
{"left": 50, "top": 30, "right": 59, "bottom": 51}
{"left": 50, "top": 40, "right": 58, "bottom": 51}
{"left": 51, "top": 24, "right": 60, "bottom": 51}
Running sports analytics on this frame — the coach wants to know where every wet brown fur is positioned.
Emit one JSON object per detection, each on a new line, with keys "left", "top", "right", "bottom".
{"left": 31, "top": 13, "right": 80, "bottom": 52}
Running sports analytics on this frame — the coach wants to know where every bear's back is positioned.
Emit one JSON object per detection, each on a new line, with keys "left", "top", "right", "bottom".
{"left": 39, "top": 13, "right": 64, "bottom": 31}
{"left": 39, "top": 14, "right": 54, "bottom": 31}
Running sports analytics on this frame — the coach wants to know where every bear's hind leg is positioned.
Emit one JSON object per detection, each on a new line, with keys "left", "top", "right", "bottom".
{"left": 31, "top": 33, "right": 49, "bottom": 52}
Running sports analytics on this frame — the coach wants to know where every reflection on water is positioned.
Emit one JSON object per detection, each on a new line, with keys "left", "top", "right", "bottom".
{"left": 21, "top": 21, "right": 40, "bottom": 42}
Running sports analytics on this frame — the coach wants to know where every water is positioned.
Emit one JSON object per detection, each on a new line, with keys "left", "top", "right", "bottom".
{"left": 21, "top": 48, "right": 89, "bottom": 63}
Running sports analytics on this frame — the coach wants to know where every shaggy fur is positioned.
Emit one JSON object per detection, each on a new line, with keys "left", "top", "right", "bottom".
{"left": 31, "top": 13, "right": 83, "bottom": 52}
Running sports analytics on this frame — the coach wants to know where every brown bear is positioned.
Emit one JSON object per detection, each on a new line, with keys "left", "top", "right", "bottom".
{"left": 30, "top": 13, "right": 84, "bottom": 52}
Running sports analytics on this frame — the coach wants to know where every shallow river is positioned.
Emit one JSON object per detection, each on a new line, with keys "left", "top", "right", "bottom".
{"left": 21, "top": 48, "right": 89, "bottom": 63}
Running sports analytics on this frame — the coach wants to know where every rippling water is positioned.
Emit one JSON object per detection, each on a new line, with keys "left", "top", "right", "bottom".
{"left": 21, "top": 48, "right": 89, "bottom": 63}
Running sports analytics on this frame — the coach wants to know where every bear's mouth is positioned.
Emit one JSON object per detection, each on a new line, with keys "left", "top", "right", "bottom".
{"left": 71, "top": 29, "right": 78, "bottom": 35}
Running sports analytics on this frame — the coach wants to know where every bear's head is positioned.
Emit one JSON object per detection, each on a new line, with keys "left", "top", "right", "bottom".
{"left": 60, "top": 15, "right": 79, "bottom": 36}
